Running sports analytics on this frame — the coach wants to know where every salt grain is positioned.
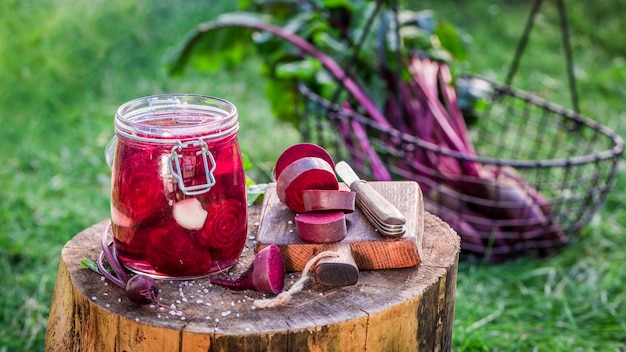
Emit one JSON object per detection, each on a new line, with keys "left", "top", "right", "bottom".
{"left": 221, "top": 311, "right": 231, "bottom": 317}
{"left": 100, "top": 276, "right": 105, "bottom": 281}
{"left": 196, "top": 299, "right": 203, "bottom": 304}
{"left": 91, "top": 296, "right": 97, "bottom": 301}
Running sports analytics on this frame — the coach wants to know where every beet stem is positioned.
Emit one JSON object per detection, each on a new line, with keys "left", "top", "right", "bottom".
{"left": 101, "top": 221, "right": 131, "bottom": 283}
{"left": 97, "top": 250, "right": 127, "bottom": 289}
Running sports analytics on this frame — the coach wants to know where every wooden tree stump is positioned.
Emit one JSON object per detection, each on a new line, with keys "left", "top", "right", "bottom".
{"left": 46, "top": 202, "right": 460, "bottom": 351}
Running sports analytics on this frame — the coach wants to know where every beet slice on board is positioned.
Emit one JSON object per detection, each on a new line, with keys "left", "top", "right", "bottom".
{"left": 295, "top": 211, "right": 347, "bottom": 243}
{"left": 274, "top": 143, "right": 335, "bottom": 181}
{"left": 276, "top": 157, "right": 339, "bottom": 213}
{"left": 302, "top": 189, "right": 356, "bottom": 213}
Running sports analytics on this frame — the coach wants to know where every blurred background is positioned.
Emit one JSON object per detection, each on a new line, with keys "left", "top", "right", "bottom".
{"left": 1, "top": 0, "right": 624, "bottom": 350}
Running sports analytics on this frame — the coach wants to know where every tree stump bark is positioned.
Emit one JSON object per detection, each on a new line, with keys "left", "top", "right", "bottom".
{"left": 46, "top": 204, "right": 460, "bottom": 352}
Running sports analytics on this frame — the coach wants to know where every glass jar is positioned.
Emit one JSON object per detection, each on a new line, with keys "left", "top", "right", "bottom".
{"left": 106, "top": 94, "right": 247, "bottom": 279}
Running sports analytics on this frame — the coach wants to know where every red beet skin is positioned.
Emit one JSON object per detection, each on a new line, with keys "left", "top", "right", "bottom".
{"left": 209, "top": 244, "right": 285, "bottom": 295}
{"left": 276, "top": 157, "right": 339, "bottom": 213}
{"left": 274, "top": 143, "right": 335, "bottom": 181}
{"left": 295, "top": 211, "right": 347, "bottom": 243}
{"left": 302, "top": 189, "right": 356, "bottom": 213}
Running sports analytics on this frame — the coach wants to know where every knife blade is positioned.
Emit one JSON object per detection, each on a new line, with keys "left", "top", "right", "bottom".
{"left": 335, "top": 161, "right": 406, "bottom": 232}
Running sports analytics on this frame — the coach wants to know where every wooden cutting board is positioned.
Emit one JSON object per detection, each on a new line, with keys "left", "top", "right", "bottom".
{"left": 256, "top": 181, "right": 424, "bottom": 272}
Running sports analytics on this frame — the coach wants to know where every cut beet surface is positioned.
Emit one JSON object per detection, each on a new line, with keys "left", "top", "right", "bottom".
{"left": 274, "top": 143, "right": 335, "bottom": 181}
{"left": 276, "top": 157, "right": 339, "bottom": 213}
{"left": 302, "top": 189, "right": 356, "bottom": 213}
{"left": 295, "top": 211, "right": 347, "bottom": 243}
{"left": 114, "top": 150, "right": 166, "bottom": 222}
{"left": 196, "top": 198, "right": 247, "bottom": 261}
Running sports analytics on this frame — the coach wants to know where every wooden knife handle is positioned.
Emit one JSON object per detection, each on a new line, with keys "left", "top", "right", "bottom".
{"left": 314, "top": 242, "right": 358, "bottom": 287}
{"left": 350, "top": 180, "right": 406, "bottom": 226}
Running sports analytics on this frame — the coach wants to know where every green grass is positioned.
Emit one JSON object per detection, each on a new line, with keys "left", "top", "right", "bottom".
{"left": 0, "top": 0, "right": 624, "bottom": 350}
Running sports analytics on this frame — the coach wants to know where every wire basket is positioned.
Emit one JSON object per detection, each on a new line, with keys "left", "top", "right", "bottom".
{"left": 296, "top": 79, "right": 623, "bottom": 261}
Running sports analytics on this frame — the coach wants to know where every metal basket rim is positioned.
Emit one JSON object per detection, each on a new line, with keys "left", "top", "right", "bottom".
{"left": 298, "top": 79, "right": 624, "bottom": 169}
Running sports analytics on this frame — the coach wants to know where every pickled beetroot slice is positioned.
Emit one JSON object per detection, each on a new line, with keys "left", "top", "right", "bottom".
{"left": 113, "top": 151, "right": 164, "bottom": 222}
{"left": 147, "top": 221, "right": 213, "bottom": 277}
{"left": 196, "top": 199, "right": 246, "bottom": 252}
{"left": 302, "top": 189, "right": 356, "bottom": 213}
{"left": 274, "top": 143, "right": 335, "bottom": 181}
{"left": 276, "top": 157, "right": 339, "bottom": 213}
{"left": 295, "top": 211, "right": 347, "bottom": 243}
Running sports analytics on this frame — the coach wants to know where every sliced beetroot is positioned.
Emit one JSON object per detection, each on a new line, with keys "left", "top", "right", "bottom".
{"left": 210, "top": 244, "right": 286, "bottom": 295}
{"left": 274, "top": 143, "right": 335, "bottom": 181}
{"left": 295, "top": 211, "right": 347, "bottom": 243}
{"left": 276, "top": 157, "right": 339, "bottom": 213}
{"left": 147, "top": 221, "right": 213, "bottom": 277}
{"left": 113, "top": 150, "right": 165, "bottom": 222}
{"left": 302, "top": 189, "right": 356, "bottom": 213}
{"left": 196, "top": 199, "right": 247, "bottom": 261}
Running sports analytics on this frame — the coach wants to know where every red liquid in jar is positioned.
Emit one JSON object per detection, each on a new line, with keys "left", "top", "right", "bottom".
{"left": 110, "top": 112, "right": 247, "bottom": 279}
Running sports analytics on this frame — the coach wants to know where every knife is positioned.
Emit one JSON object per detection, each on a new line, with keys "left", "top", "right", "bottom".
{"left": 335, "top": 161, "right": 406, "bottom": 236}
